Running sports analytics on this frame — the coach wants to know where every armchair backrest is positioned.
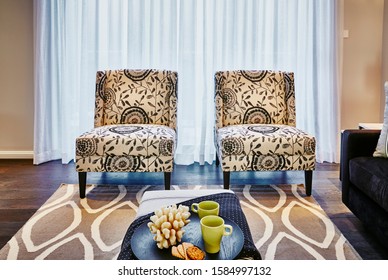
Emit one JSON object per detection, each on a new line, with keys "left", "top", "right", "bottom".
{"left": 214, "top": 70, "right": 296, "bottom": 129}
{"left": 94, "top": 69, "right": 178, "bottom": 129}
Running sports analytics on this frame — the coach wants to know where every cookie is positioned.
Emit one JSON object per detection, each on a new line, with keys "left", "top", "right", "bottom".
{"left": 171, "top": 246, "right": 185, "bottom": 259}
{"left": 182, "top": 242, "right": 194, "bottom": 251}
{"left": 186, "top": 246, "right": 206, "bottom": 260}
{"left": 177, "top": 244, "right": 187, "bottom": 259}
{"left": 171, "top": 242, "right": 205, "bottom": 260}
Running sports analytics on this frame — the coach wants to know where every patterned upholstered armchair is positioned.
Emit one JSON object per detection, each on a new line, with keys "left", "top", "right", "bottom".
{"left": 75, "top": 69, "right": 177, "bottom": 198}
{"left": 214, "top": 70, "right": 316, "bottom": 196}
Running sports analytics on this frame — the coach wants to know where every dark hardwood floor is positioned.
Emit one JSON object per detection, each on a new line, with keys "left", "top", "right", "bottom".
{"left": 0, "top": 159, "right": 387, "bottom": 259}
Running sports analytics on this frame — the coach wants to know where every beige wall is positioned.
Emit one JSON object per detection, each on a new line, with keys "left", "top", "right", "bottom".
{"left": 382, "top": 0, "right": 388, "bottom": 114}
{"left": 341, "top": 0, "right": 385, "bottom": 129}
{"left": 0, "top": 1, "right": 386, "bottom": 158}
{"left": 0, "top": 0, "right": 34, "bottom": 157}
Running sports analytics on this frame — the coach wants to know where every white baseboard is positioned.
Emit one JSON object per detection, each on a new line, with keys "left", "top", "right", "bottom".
{"left": 0, "top": 151, "right": 34, "bottom": 159}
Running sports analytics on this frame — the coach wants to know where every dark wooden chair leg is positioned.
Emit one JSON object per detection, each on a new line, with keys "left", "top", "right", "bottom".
{"left": 305, "top": 170, "right": 313, "bottom": 196}
{"left": 164, "top": 172, "right": 171, "bottom": 190}
{"left": 79, "top": 172, "right": 87, "bottom": 199}
{"left": 223, "top": 171, "right": 230, "bottom": 189}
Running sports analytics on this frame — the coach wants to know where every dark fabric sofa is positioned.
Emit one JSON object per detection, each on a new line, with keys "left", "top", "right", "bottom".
{"left": 340, "top": 129, "right": 388, "bottom": 250}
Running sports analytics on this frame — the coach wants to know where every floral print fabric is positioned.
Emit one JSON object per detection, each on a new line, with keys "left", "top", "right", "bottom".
{"left": 217, "top": 124, "right": 315, "bottom": 171}
{"left": 214, "top": 70, "right": 315, "bottom": 172}
{"left": 215, "top": 70, "right": 296, "bottom": 130}
{"left": 76, "top": 69, "right": 177, "bottom": 173}
{"left": 94, "top": 69, "right": 177, "bottom": 129}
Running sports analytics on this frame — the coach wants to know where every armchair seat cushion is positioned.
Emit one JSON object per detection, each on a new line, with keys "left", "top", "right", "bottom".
{"left": 216, "top": 124, "right": 315, "bottom": 171}
{"left": 349, "top": 157, "right": 388, "bottom": 212}
{"left": 76, "top": 124, "right": 176, "bottom": 172}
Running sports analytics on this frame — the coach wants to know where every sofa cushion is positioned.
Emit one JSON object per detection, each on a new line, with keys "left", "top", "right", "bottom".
{"left": 76, "top": 124, "right": 175, "bottom": 158}
{"left": 349, "top": 157, "right": 388, "bottom": 212}
{"left": 94, "top": 70, "right": 178, "bottom": 129}
{"left": 217, "top": 124, "right": 315, "bottom": 156}
{"left": 216, "top": 124, "right": 316, "bottom": 172}
{"left": 214, "top": 70, "right": 296, "bottom": 129}
{"left": 75, "top": 124, "right": 176, "bottom": 173}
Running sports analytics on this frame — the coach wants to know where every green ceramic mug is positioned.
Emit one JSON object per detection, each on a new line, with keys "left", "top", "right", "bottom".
{"left": 200, "top": 215, "right": 233, "bottom": 254}
{"left": 191, "top": 200, "right": 220, "bottom": 219}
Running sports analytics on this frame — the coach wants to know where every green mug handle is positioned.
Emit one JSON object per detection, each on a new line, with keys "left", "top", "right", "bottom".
{"left": 191, "top": 203, "right": 199, "bottom": 213}
{"left": 223, "top": 224, "right": 233, "bottom": 236}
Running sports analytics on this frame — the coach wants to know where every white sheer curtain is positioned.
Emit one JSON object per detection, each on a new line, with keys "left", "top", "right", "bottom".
{"left": 33, "top": 0, "right": 339, "bottom": 165}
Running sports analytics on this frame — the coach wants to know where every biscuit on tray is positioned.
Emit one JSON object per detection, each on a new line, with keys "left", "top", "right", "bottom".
{"left": 171, "top": 242, "right": 205, "bottom": 260}
{"left": 186, "top": 246, "right": 206, "bottom": 260}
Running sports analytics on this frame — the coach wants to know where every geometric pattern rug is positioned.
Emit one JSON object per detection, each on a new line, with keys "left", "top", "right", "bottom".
{"left": 0, "top": 184, "right": 361, "bottom": 260}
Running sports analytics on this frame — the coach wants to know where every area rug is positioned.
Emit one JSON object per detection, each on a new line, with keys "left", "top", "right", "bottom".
{"left": 0, "top": 184, "right": 361, "bottom": 260}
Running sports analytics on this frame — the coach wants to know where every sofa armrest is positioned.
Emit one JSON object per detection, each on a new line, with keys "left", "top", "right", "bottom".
{"left": 340, "top": 129, "right": 381, "bottom": 203}
{"left": 341, "top": 129, "right": 380, "bottom": 160}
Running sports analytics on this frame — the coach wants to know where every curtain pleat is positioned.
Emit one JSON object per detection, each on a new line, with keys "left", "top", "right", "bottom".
{"left": 33, "top": 0, "right": 339, "bottom": 165}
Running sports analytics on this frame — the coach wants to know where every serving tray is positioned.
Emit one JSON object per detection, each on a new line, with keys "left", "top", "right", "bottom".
{"left": 130, "top": 214, "right": 244, "bottom": 260}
